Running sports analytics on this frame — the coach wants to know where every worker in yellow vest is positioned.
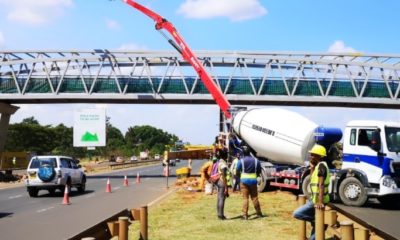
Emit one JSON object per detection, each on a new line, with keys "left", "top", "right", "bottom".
{"left": 293, "top": 144, "right": 330, "bottom": 240}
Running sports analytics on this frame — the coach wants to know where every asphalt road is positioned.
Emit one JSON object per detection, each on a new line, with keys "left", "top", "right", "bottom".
{"left": 0, "top": 159, "right": 204, "bottom": 240}
{"left": 332, "top": 199, "right": 400, "bottom": 240}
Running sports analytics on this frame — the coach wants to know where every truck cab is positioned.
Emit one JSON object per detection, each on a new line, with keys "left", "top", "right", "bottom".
{"left": 341, "top": 121, "right": 400, "bottom": 204}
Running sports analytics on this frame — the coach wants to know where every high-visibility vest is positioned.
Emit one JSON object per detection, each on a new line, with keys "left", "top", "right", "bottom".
{"left": 240, "top": 157, "right": 258, "bottom": 180}
{"left": 310, "top": 161, "right": 330, "bottom": 204}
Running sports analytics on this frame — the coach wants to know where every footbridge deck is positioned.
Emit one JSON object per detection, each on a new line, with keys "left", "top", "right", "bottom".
{"left": 1, "top": 50, "right": 399, "bottom": 108}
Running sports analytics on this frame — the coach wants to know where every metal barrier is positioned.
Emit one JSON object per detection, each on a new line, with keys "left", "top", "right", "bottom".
{"left": 69, "top": 206, "right": 148, "bottom": 240}
{"left": 109, "top": 159, "right": 160, "bottom": 170}
{"left": 296, "top": 196, "right": 389, "bottom": 240}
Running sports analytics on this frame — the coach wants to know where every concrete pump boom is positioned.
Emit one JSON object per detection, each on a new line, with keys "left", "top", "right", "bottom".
{"left": 124, "top": 0, "right": 232, "bottom": 119}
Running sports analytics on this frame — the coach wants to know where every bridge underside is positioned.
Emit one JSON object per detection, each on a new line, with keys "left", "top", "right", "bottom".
{"left": 1, "top": 50, "right": 400, "bottom": 108}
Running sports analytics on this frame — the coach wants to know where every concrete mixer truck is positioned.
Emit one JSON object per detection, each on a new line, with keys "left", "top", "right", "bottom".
{"left": 124, "top": 1, "right": 400, "bottom": 207}
{"left": 232, "top": 107, "right": 400, "bottom": 207}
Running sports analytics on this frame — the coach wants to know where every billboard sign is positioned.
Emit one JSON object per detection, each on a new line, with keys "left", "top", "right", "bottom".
{"left": 73, "top": 108, "right": 106, "bottom": 147}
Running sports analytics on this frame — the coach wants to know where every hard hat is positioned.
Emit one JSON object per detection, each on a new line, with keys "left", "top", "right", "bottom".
{"left": 308, "top": 144, "right": 327, "bottom": 157}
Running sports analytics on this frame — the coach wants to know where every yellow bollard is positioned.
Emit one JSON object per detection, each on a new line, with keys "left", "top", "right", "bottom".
{"left": 140, "top": 206, "right": 148, "bottom": 240}
{"left": 355, "top": 227, "right": 369, "bottom": 240}
{"left": 119, "top": 216, "right": 129, "bottom": 240}
{"left": 298, "top": 195, "right": 307, "bottom": 240}
{"left": 341, "top": 221, "right": 355, "bottom": 240}
{"left": 315, "top": 207, "right": 325, "bottom": 240}
{"left": 326, "top": 210, "right": 338, "bottom": 227}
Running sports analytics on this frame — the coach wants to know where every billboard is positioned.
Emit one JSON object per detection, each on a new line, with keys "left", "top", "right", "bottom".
{"left": 73, "top": 108, "right": 106, "bottom": 147}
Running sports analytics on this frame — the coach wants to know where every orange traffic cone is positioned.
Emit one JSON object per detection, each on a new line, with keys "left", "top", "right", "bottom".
{"left": 123, "top": 175, "right": 128, "bottom": 187}
{"left": 136, "top": 172, "right": 141, "bottom": 183}
{"left": 62, "top": 185, "right": 70, "bottom": 205}
{"left": 106, "top": 178, "right": 112, "bottom": 193}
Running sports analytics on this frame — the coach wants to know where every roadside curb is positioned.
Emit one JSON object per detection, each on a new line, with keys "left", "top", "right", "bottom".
{"left": 147, "top": 188, "right": 177, "bottom": 208}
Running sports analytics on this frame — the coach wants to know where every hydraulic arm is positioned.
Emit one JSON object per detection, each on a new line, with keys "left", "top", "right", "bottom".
{"left": 124, "top": 0, "right": 232, "bottom": 119}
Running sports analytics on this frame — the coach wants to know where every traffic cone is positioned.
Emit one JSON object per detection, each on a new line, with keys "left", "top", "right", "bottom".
{"left": 136, "top": 172, "right": 141, "bottom": 183}
{"left": 106, "top": 178, "right": 112, "bottom": 193}
{"left": 62, "top": 185, "right": 70, "bottom": 205}
{"left": 123, "top": 175, "right": 128, "bottom": 187}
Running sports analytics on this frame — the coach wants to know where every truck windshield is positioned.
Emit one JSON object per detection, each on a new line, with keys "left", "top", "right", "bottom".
{"left": 385, "top": 127, "right": 400, "bottom": 152}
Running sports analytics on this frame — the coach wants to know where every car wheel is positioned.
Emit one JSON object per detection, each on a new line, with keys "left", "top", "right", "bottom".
{"left": 338, "top": 177, "right": 368, "bottom": 206}
{"left": 77, "top": 176, "right": 86, "bottom": 193}
{"left": 28, "top": 187, "right": 38, "bottom": 197}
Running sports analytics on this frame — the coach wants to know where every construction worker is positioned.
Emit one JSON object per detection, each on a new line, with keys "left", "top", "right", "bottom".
{"left": 214, "top": 148, "right": 229, "bottom": 220}
{"left": 236, "top": 144, "right": 262, "bottom": 220}
{"left": 293, "top": 144, "right": 330, "bottom": 240}
{"left": 230, "top": 152, "right": 241, "bottom": 192}
{"left": 199, "top": 157, "right": 213, "bottom": 192}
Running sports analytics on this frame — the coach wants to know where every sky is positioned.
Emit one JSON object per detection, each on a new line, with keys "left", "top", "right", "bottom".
{"left": 1, "top": 0, "right": 400, "bottom": 145}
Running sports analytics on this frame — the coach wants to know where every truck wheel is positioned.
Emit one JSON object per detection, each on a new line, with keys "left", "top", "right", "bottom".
{"left": 257, "top": 168, "right": 268, "bottom": 192}
{"left": 28, "top": 187, "right": 38, "bottom": 197}
{"left": 301, "top": 175, "right": 311, "bottom": 199}
{"left": 339, "top": 177, "right": 368, "bottom": 206}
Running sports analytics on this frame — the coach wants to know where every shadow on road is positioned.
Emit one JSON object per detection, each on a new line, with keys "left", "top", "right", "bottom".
{"left": 86, "top": 174, "right": 200, "bottom": 179}
{"left": 36, "top": 190, "right": 95, "bottom": 198}
{"left": 0, "top": 212, "right": 13, "bottom": 218}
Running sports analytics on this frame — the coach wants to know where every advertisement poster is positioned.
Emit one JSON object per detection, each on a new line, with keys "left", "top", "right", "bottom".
{"left": 73, "top": 108, "right": 106, "bottom": 147}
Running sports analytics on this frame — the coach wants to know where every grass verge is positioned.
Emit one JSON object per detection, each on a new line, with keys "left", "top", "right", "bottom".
{"left": 129, "top": 189, "right": 304, "bottom": 240}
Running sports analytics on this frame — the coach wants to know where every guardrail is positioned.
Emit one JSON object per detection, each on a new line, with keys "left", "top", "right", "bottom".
{"left": 69, "top": 206, "right": 148, "bottom": 240}
{"left": 108, "top": 159, "right": 161, "bottom": 170}
{"left": 296, "top": 195, "right": 394, "bottom": 240}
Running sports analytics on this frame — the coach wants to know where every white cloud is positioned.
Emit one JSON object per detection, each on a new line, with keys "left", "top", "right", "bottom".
{"left": 328, "top": 40, "right": 356, "bottom": 53}
{"left": 0, "top": 0, "right": 73, "bottom": 26}
{"left": 106, "top": 19, "right": 120, "bottom": 30}
{"left": 177, "top": 0, "right": 267, "bottom": 22}
{"left": 0, "top": 31, "right": 5, "bottom": 47}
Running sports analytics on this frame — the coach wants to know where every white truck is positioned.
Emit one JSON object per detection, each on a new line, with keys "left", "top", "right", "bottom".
{"left": 139, "top": 151, "right": 149, "bottom": 160}
{"left": 232, "top": 107, "right": 400, "bottom": 207}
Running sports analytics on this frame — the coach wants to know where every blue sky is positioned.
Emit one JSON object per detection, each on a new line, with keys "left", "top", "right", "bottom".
{"left": 1, "top": 0, "right": 400, "bottom": 144}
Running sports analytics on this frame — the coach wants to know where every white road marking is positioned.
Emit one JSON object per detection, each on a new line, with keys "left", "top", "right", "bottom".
{"left": 114, "top": 186, "right": 121, "bottom": 190}
{"left": 8, "top": 194, "right": 22, "bottom": 199}
{"left": 36, "top": 206, "right": 55, "bottom": 213}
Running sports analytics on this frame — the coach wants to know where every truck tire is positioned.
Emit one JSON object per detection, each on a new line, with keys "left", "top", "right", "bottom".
{"left": 28, "top": 187, "right": 38, "bottom": 197}
{"left": 301, "top": 175, "right": 311, "bottom": 199}
{"left": 338, "top": 177, "right": 368, "bottom": 207}
{"left": 38, "top": 165, "right": 55, "bottom": 182}
{"left": 257, "top": 168, "right": 268, "bottom": 192}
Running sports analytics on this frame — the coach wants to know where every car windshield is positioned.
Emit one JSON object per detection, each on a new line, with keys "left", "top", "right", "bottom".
{"left": 29, "top": 158, "right": 57, "bottom": 168}
{"left": 385, "top": 127, "right": 400, "bottom": 152}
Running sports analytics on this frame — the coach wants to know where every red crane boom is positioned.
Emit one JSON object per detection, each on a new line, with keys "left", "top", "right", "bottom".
{"left": 124, "top": 0, "right": 232, "bottom": 119}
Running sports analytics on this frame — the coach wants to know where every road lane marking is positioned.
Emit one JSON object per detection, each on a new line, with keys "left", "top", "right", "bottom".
{"left": 8, "top": 194, "right": 22, "bottom": 199}
{"left": 36, "top": 206, "right": 55, "bottom": 213}
{"left": 114, "top": 186, "right": 121, "bottom": 190}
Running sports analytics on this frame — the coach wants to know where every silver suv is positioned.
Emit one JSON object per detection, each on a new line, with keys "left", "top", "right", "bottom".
{"left": 25, "top": 155, "right": 86, "bottom": 197}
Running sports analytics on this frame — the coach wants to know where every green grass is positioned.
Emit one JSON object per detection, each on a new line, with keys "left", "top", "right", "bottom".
{"left": 129, "top": 189, "right": 304, "bottom": 240}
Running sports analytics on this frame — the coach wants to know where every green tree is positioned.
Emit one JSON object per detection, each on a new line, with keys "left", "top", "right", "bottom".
{"left": 125, "top": 125, "right": 178, "bottom": 155}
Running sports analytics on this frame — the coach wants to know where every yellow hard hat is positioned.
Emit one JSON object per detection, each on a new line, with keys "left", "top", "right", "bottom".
{"left": 309, "top": 144, "right": 327, "bottom": 157}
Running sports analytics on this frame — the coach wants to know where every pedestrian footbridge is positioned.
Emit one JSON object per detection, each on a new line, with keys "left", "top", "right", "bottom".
{"left": 0, "top": 50, "right": 400, "bottom": 108}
